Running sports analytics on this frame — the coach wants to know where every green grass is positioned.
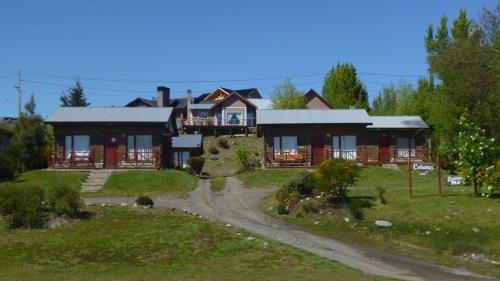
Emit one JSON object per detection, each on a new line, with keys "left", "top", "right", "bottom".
{"left": 238, "top": 169, "right": 305, "bottom": 188}
{"left": 210, "top": 176, "right": 226, "bottom": 192}
{"left": 1, "top": 170, "right": 88, "bottom": 191}
{"left": 202, "top": 136, "right": 263, "bottom": 177}
{"left": 0, "top": 207, "right": 390, "bottom": 281}
{"left": 84, "top": 170, "right": 197, "bottom": 198}
{"left": 261, "top": 167, "right": 500, "bottom": 278}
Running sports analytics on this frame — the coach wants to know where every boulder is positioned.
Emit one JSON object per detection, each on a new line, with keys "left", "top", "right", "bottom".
{"left": 44, "top": 216, "right": 69, "bottom": 228}
{"left": 472, "top": 227, "right": 480, "bottom": 233}
{"left": 374, "top": 220, "right": 392, "bottom": 228}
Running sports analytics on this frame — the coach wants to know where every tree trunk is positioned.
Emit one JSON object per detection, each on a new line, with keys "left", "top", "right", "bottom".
{"left": 473, "top": 177, "right": 478, "bottom": 196}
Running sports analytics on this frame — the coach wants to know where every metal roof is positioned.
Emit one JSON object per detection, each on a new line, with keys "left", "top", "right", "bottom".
{"left": 256, "top": 109, "right": 372, "bottom": 125}
{"left": 191, "top": 103, "right": 214, "bottom": 110}
{"left": 248, "top": 99, "right": 273, "bottom": 109}
{"left": 367, "top": 116, "right": 429, "bottom": 129}
{"left": 46, "top": 107, "right": 173, "bottom": 123}
{"left": 172, "top": 134, "right": 202, "bottom": 148}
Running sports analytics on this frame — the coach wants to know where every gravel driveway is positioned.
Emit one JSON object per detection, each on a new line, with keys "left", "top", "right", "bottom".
{"left": 84, "top": 177, "right": 497, "bottom": 281}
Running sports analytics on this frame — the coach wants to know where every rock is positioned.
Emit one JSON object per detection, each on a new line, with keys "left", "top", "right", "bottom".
{"left": 120, "top": 203, "right": 128, "bottom": 207}
{"left": 316, "top": 195, "right": 322, "bottom": 199}
{"left": 170, "top": 207, "right": 176, "bottom": 211}
{"left": 314, "top": 221, "right": 320, "bottom": 225}
{"left": 344, "top": 217, "right": 350, "bottom": 223}
{"left": 100, "top": 203, "right": 107, "bottom": 207}
{"left": 268, "top": 206, "right": 273, "bottom": 211}
{"left": 472, "top": 227, "right": 480, "bottom": 233}
{"left": 374, "top": 220, "right": 392, "bottom": 228}
{"left": 435, "top": 227, "right": 441, "bottom": 231}
{"left": 133, "top": 203, "right": 138, "bottom": 208}
{"left": 245, "top": 236, "right": 255, "bottom": 241}
{"left": 237, "top": 232, "right": 242, "bottom": 236}
{"left": 319, "top": 211, "right": 324, "bottom": 215}
{"left": 183, "top": 207, "right": 190, "bottom": 213}
{"left": 44, "top": 216, "right": 69, "bottom": 228}
{"left": 263, "top": 241, "right": 269, "bottom": 246}
{"left": 142, "top": 205, "right": 152, "bottom": 209}
{"left": 425, "top": 231, "right": 431, "bottom": 235}
{"left": 192, "top": 212, "right": 199, "bottom": 216}
{"left": 490, "top": 260, "right": 500, "bottom": 265}
{"left": 306, "top": 197, "right": 310, "bottom": 201}
{"left": 85, "top": 202, "right": 95, "bottom": 206}
{"left": 444, "top": 215, "right": 451, "bottom": 220}
{"left": 450, "top": 201, "right": 455, "bottom": 205}
{"left": 226, "top": 223, "right": 232, "bottom": 227}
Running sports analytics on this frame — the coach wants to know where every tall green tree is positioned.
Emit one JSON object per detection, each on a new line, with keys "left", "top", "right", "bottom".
{"left": 371, "top": 80, "right": 415, "bottom": 116}
{"left": 271, "top": 79, "right": 307, "bottom": 109}
{"left": 11, "top": 95, "right": 50, "bottom": 170}
{"left": 322, "top": 63, "right": 369, "bottom": 110}
{"left": 60, "top": 80, "right": 90, "bottom": 107}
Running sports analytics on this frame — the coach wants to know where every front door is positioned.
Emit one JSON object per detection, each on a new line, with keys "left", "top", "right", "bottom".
{"left": 104, "top": 135, "right": 119, "bottom": 168}
{"left": 311, "top": 134, "right": 324, "bottom": 166}
{"left": 379, "top": 137, "right": 391, "bottom": 164}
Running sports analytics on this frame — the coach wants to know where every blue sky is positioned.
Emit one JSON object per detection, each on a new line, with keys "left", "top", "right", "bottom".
{"left": 0, "top": 0, "right": 494, "bottom": 117}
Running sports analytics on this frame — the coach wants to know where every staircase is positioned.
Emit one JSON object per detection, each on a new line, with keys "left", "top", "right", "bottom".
{"left": 81, "top": 170, "right": 114, "bottom": 192}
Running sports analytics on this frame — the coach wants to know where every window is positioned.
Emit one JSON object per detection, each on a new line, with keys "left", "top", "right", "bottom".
{"left": 273, "top": 136, "right": 298, "bottom": 156}
{"left": 396, "top": 138, "right": 416, "bottom": 158}
{"left": 227, "top": 112, "right": 242, "bottom": 125}
{"left": 64, "top": 135, "right": 90, "bottom": 159}
{"left": 332, "top": 135, "right": 357, "bottom": 160}
{"left": 174, "top": 151, "right": 190, "bottom": 168}
{"left": 127, "top": 135, "right": 153, "bottom": 161}
{"left": 198, "top": 111, "right": 208, "bottom": 119}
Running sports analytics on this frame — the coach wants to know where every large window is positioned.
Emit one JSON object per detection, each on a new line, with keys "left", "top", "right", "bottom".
{"left": 198, "top": 111, "right": 208, "bottom": 120}
{"left": 64, "top": 135, "right": 90, "bottom": 159}
{"left": 227, "top": 112, "right": 242, "bottom": 125}
{"left": 396, "top": 138, "right": 416, "bottom": 158}
{"left": 127, "top": 135, "right": 153, "bottom": 161}
{"left": 174, "top": 151, "right": 190, "bottom": 168}
{"left": 332, "top": 135, "right": 357, "bottom": 160}
{"left": 273, "top": 136, "right": 298, "bottom": 156}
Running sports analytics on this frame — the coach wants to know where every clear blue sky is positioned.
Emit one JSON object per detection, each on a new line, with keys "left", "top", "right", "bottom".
{"left": 0, "top": 0, "right": 494, "bottom": 118}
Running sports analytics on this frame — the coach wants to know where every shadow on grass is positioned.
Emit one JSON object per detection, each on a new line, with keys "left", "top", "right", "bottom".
{"left": 77, "top": 210, "right": 95, "bottom": 220}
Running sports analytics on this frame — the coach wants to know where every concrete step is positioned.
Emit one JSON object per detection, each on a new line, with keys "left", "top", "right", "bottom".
{"left": 80, "top": 170, "right": 113, "bottom": 192}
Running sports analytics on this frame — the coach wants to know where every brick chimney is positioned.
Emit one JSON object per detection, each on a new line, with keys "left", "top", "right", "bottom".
{"left": 156, "top": 86, "right": 170, "bottom": 107}
{"left": 186, "top": 89, "right": 193, "bottom": 122}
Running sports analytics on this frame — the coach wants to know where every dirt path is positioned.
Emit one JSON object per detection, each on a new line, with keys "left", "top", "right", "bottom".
{"left": 84, "top": 177, "right": 497, "bottom": 281}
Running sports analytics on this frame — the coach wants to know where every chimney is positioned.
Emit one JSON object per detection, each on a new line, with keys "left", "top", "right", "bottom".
{"left": 156, "top": 86, "right": 170, "bottom": 107}
{"left": 186, "top": 89, "right": 193, "bottom": 122}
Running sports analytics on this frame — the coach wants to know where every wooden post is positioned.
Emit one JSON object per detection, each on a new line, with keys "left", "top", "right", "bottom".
{"left": 408, "top": 148, "right": 413, "bottom": 199}
{"left": 437, "top": 153, "right": 442, "bottom": 197}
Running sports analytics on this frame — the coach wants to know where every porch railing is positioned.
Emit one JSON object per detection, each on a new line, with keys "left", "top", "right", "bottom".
{"left": 48, "top": 149, "right": 96, "bottom": 169}
{"left": 264, "top": 148, "right": 309, "bottom": 168}
{"left": 116, "top": 150, "right": 160, "bottom": 169}
{"left": 180, "top": 117, "right": 256, "bottom": 127}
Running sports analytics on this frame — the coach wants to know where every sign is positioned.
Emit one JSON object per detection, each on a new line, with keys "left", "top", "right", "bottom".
{"left": 412, "top": 163, "right": 435, "bottom": 171}
{"left": 446, "top": 175, "right": 464, "bottom": 186}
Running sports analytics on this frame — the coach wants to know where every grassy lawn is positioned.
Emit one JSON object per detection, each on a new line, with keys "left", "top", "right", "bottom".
{"left": 261, "top": 167, "right": 500, "bottom": 278}
{"left": 210, "top": 176, "right": 226, "bottom": 192}
{"left": 1, "top": 170, "right": 88, "bottom": 191}
{"left": 202, "top": 136, "right": 263, "bottom": 177}
{"left": 238, "top": 169, "right": 306, "bottom": 188}
{"left": 84, "top": 170, "right": 197, "bottom": 198}
{"left": 0, "top": 207, "right": 390, "bottom": 281}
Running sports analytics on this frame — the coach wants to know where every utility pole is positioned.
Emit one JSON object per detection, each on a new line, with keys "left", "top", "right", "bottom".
{"left": 437, "top": 153, "right": 442, "bottom": 197}
{"left": 408, "top": 146, "right": 413, "bottom": 199}
{"left": 15, "top": 70, "right": 22, "bottom": 117}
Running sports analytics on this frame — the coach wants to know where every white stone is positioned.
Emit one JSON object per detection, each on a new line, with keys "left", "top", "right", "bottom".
{"left": 374, "top": 220, "right": 392, "bottom": 228}
{"left": 263, "top": 241, "right": 269, "bottom": 246}
{"left": 133, "top": 203, "right": 138, "bottom": 208}
{"left": 344, "top": 217, "right": 350, "bottom": 223}
{"left": 472, "top": 227, "right": 480, "bottom": 233}
{"left": 120, "top": 203, "right": 128, "bottom": 207}
{"left": 100, "top": 203, "right": 107, "bottom": 207}
{"left": 425, "top": 231, "right": 431, "bottom": 235}
{"left": 268, "top": 206, "right": 273, "bottom": 211}
{"left": 245, "top": 236, "right": 256, "bottom": 241}
{"left": 314, "top": 221, "right": 320, "bottom": 225}
{"left": 226, "top": 223, "right": 232, "bottom": 227}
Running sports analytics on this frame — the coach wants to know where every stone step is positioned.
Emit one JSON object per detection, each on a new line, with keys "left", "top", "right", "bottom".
{"left": 80, "top": 170, "right": 113, "bottom": 192}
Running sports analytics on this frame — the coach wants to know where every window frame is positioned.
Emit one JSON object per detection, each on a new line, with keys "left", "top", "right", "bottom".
{"left": 126, "top": 134, "right": 154, "bottom": 161}
{"left": 64, "top": 135, "right": 91, "bottom": 160}
{"left": 273, "top": 135, "right": 298, "bottom": 158}
{"left": 332, "top": 135, "right": 357, "bottom": 160}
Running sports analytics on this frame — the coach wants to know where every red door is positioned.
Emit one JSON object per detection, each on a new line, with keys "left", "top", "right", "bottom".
{"left": 379, "top": 137, "right": 391, "bottom": 164}
{"left": 311, "top": 135, "right": 324, "bottom": 166}
{"left": 104, "top": 135, "right": 118, "bottom": 168}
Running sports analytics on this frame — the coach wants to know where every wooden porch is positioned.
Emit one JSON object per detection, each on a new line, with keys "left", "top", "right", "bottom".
{"left": 48, "top": 149, "right": 161, "bottom": 169}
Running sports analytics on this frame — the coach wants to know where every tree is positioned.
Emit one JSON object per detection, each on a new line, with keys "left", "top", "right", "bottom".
{"left": 11, "top": 96, "right": 50, "bottom": 170}
{"left": 322, "top": 63, "right": 369, "bottom": 110}
{"left": 60, "top": 80, "right": 90, "bottom": 107}
{"left": 371, "top": 80, "right": 415, "bottom": 116}
{"left": 456, "top": 112, "right": 497, "bottom": 196}
{"left": 271, "top": 79, "right": 307, "bottom": 109}
{"left": 315, "top": 159, "right": 360, "bottom": 202}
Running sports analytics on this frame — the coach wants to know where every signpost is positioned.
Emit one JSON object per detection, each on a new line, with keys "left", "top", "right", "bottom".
{"left": 412, "top": 163, "right": 435, "bottom": 171}
{"left": 446, "top": 175, "right": 464, "bottom": 186}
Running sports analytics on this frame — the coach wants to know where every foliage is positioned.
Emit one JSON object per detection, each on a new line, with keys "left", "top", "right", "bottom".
{"left": 371, "top": 80, "right": 416, "bottom": 116}
{"left": 276, "top": 202, "right": 288, "bottom": 215}
{"left": 208, "top": 146, "right": 220, "bottom": 155}
{"left": 187, "top": 156, "right": 205, "bottom": 175}
{"left": 283, "top": 172, "right": 315, "bottom": 195}
{"left": 11, "top": 97, "right": 51, "bottom": 170}
{"left": 347, "top": 200, "right": 364, "bottom": 220}
{"left": 235, "top": 149, "right": 255, "bottom": 173}
{"left": 60, "top": 79, "right": 90, "bottom": 107}
{"left": 315, "top": 159, "right": 360, "bottom": 202}
{"left": 455, "top": 112, "right": 498, "bottom": 195}
{"left": 210, "top": 177, "right": 225, "bottom": 192}
{"left": 271, "top": 78, "right": 307, "bottom": 109}
{"left": 375, "top": 186, "right": 387, "bottom": 204}
{"left": 300, "top": 200, "right": 320, "bottom": 214}
{"left": 135, "top": 196, "right": 154, "bottom": 206}
{"left": 0, "top": 148, "right": 16, "bottom": 181}
{"left": 322, "top": 62, "right": 369, "bottom": 110}
{"left": 217, "top": 138, "right": 230, "bottom": 149}
{"left": 47, "top": 185, "right": 81, "bottom": 218}
{"left": 0, "top": 185, "right": 46, "bottom": 228}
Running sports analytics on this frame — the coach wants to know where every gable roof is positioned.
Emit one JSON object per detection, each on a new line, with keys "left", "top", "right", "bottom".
{"left": 212, "top": 92, "right": 258, "bottom": 109}
{"left": 248, "top": 99, "right": 272, "bottom": 109}
{"left": 172, "top": 134, "right": 203, "bottom": 148}
{"left": 367, "top": 116, "right": 428, "bottom": 129}
{"left": 304, "top": 89, "right": 332, "bottom": 109}
{"left": 46, "top": 107, "right": 173, "bottom": 123}
{"left": 126, "top": 97, "right": 157, "bottom": 107}
{"left": 203, "top": 87, "right": 261, "bottom": 101}
{"left": 257, "top": 109, "right": 372, "bottom": 125}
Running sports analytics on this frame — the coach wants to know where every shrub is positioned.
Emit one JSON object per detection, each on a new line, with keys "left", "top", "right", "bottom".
{"left": 187, "top": 156, "right": 205, "bottom": 175}
{"left": 276, "top": 202, "right": 288, "bottom": 215}
{"left": 284, "top": 172, "right": 315, "bottom": 195}
{"left": 275, "top": 187, "right": 290, "bottom": 204}
{"left": 300, "top": 200, "right": 319, "bottom": 214}
{"left": 0, "top": 185, "right": 46, "bottom": 228}
{"left": 208, "top": 146, "right": 219, "bottom": 155}
{"left": 315, "top": 159, "right": 360, "bottom": 202}
{"left": 376, "top": 186, "right": 387, "bottom": 204}
{"left": 217, "top": 138, "right": 230, "bottom": 149}
{"left": 0, "top": 148, "right": 16, "bottom": 181}
{"left": 47, "top": 185, "right": 81, "bottom": 218}
{"left": 236, "top": 149, "right": 255, "bottom": 173}
{"left": 347, "top": 200, "right": 364, "bottom": 220}
{"left": 135, "top": 196, "right": 154, "bottom": 206}
{"left": 285, "top": 191, "right": 301, "bottom": 210}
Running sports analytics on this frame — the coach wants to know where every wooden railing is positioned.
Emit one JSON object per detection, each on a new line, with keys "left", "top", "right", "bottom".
{"left": 179, "top": 117, "right": 257, "bottom": 127}
{"left": 116, "top": 150, "right": 160, "bottom": 169}
{"left": 48, "top": 149, "right": 96, "bottom": 169}
{"left": 264, "top": 148, "right": 309, "bottom": 168}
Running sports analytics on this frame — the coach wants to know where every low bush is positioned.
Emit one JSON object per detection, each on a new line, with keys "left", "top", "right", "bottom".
{"left": 284, "top": 172, "right": 315, "bottom": 195}
{"left": 300, "top": 199, "right": 320, "bottom": 214}
{"left": 276, "top": 202, "right": 288, "bottom": 215}
{"left": 47, "top": 185, "right": 81, "bottom": 218}
{"left": 347, "top": 200, "right": 364, "bottom": 220}
{"left": 217, "top": 138, "right": 230, "bottom": 149}
{"left": 135, "top": 196, "right": 154, "bottom": 206}
{"left": 208, "top": 146, "right": 220, "bottom": 155}
{"left": 236, "top": 149, "right": 255, "bottom": 173}
{"left": 376, "top": 186, "right": 387, "bottom": 204}
{"left": 0, "top": 185, "right": 46, "bottom": 228}
{"left": 0, "top": 148, "right": 16, "bottom": 181}
{"left": 315, "top": 159, "right": 360, "bottom": 202}
{"left": 187, "top": 156, "right": 205, "bottom": 175}
{"left": 275, "top": 187, "right": 290, "bottom": 203}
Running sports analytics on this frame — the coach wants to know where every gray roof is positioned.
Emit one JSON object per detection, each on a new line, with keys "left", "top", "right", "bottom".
{"left": 248, "top": 99, "right": 272, "bottom": 109}
{"left": 46, "top": 107, "right": 173, "bottom": 123}
{"left": 172, "top": 134, "right": 202, "bottom": 148}
{"left": 256, "top": 109, "right": 372, "bottom": 125}
{"left": 367, "top": 116, "right": 429, "bottom": 129}
{"left": 191, "top": 103, "right": 214, "bottom": 110}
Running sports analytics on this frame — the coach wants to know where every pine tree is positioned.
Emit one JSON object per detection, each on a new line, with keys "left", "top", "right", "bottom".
{"left": 321, "top": 63, "right": 369, "bottom": 110}
{"left": 60, "top": 80, "right": 90, "bottom": 107}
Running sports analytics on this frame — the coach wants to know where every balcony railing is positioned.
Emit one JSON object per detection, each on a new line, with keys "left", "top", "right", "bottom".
{"left": 48, "top": 149, "right": 96, "bottom": 169}
{"left": 180, "top": 117, "right": 257, "bottom": 127}
{"left": 264, "top": 148, "right": 309, "bottom": 168}
{"left": 116, "top": 150, "right": 160, "bottom": 169}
